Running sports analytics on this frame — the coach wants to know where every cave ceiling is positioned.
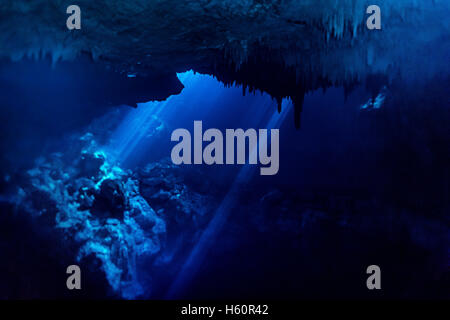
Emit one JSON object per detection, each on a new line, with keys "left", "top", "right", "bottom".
{"left": 0, "top": 0, "right": 449, "bottom": 125}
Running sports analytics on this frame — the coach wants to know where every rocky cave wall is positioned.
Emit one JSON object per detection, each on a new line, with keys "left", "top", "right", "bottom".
{"left": 1, "top": 1, "right": 449, "bottom": 114}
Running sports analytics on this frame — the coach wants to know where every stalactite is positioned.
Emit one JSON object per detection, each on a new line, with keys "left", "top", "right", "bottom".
{"left": 276, "top": 96, "right": 282, "bottom": 113}
{"left": 291, "top": 92, "right": 305, "bottom": 129}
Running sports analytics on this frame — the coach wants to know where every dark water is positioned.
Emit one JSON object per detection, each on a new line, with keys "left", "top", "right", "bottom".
{"left": 0, "top": 62, "right": 448, "bottom": 299}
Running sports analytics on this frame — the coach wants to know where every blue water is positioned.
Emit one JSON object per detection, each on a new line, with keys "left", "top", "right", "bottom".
{"left": 1, "top": 66, "right": 448, "bottom": 300}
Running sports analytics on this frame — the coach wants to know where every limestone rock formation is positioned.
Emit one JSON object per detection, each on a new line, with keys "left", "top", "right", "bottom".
{"left": 1, "top": 1, "right": 448, "bottom": 125}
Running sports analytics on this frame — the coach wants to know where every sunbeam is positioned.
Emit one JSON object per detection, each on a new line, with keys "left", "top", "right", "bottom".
{"left": 166, "top": 100, "right": 291, "bottom": 298}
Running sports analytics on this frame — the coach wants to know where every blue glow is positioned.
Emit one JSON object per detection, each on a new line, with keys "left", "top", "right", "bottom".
{"left": 166, "top": 104, "right": 291, "bottom": 298}
{"left": 98, "top": 71, "right": 289, "bottom": 297}
{"left": 107, "top": 71, "right": 282, "bottom": 167}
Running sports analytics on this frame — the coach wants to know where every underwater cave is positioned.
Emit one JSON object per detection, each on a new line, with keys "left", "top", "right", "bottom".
{"left": 0, "top": 0, "right": 448, "bottom": 301}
